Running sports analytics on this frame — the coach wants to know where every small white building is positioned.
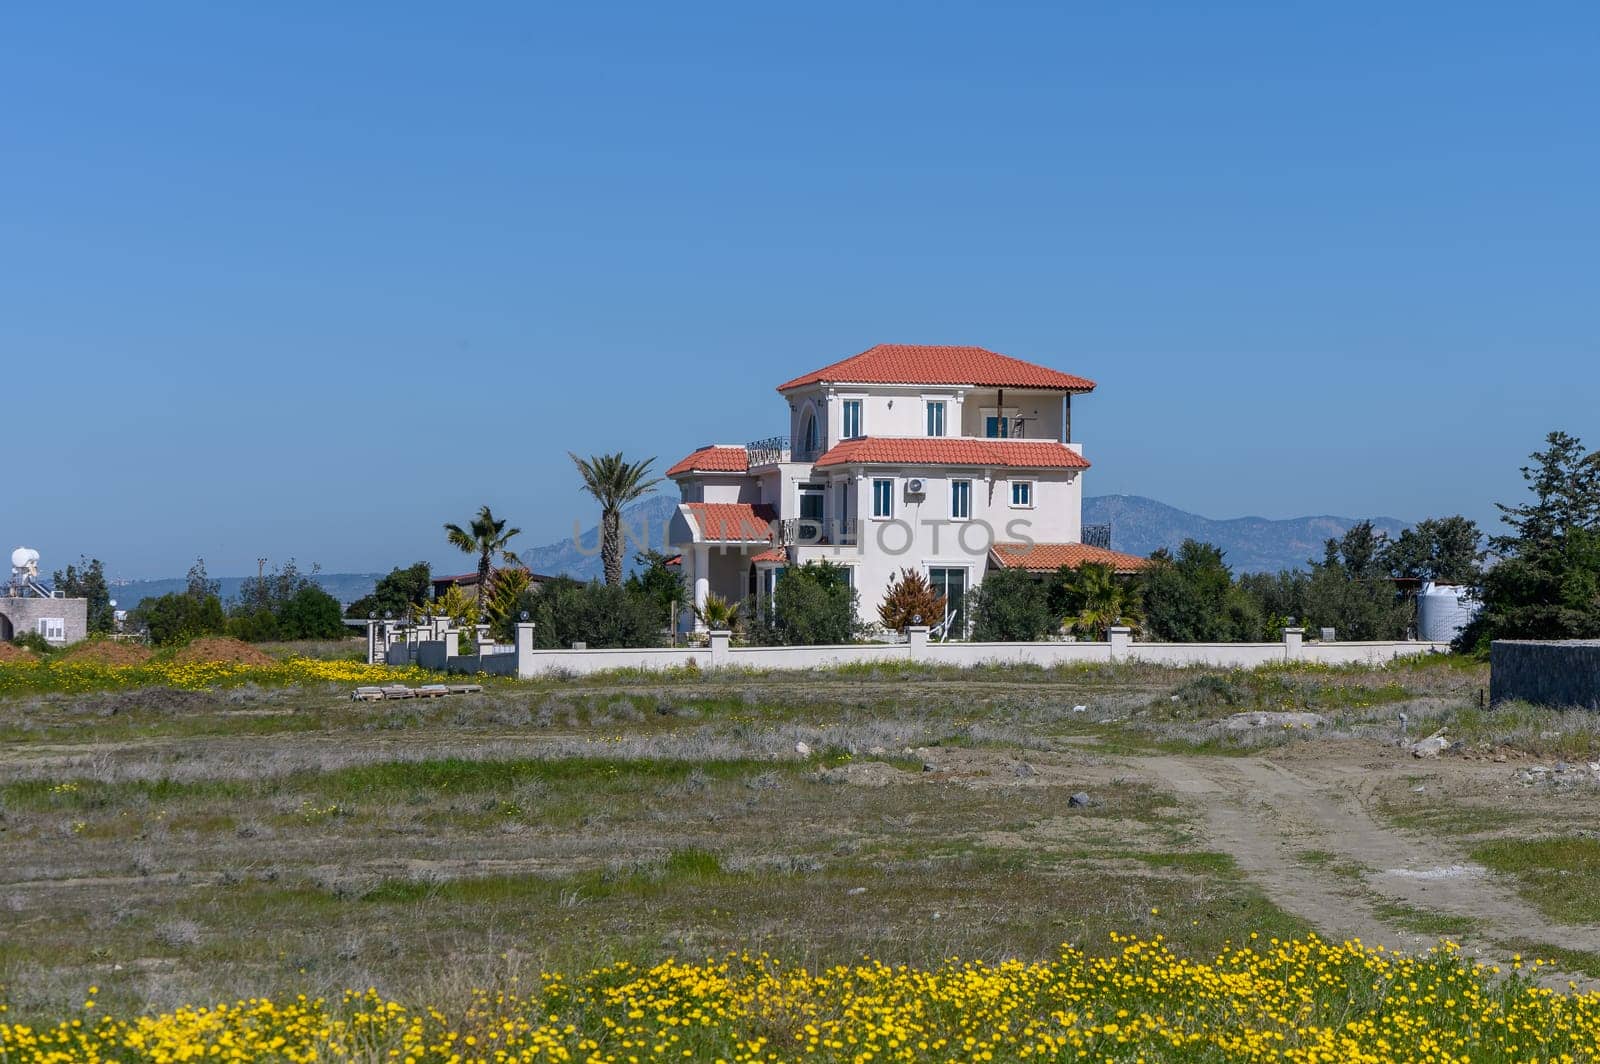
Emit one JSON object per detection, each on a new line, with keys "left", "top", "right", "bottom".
{"left": 666, "top": 344, "right": 1145, "bottom": 632}
{"left": 1, "top": 548, "right": 88, "bottom": 646}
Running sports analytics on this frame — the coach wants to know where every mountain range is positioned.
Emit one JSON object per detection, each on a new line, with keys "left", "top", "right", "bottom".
{"left": 106, "top": 494, "right": 1406, "bottom": 608}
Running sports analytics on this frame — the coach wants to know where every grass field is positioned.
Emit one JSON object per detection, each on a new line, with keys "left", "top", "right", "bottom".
{"left": 3, "top": 647, "right": 1600, "bottom": 1059}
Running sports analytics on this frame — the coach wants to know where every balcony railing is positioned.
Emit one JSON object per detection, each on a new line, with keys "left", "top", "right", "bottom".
{"left": 1082, "top": 524, "right": 1112, "bottom": 550}
{"left": 779, "top": 518, "right": 856, "bottom": 547}
{"left": 746, "top": 436, "right": 791, "bottom": 467}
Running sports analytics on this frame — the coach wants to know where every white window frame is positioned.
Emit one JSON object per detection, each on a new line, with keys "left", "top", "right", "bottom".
{"left": 925, "top": 400, "right": 946, "bottom": 437}
{"left": 871, "top": 477, "right": 894, "bottom": 519}
{"left": 841, "top": 398, "right": 865, "bottom": 440}
{"left": 1010, "top": 480, "right": 1034, "bottom": 508}
{"left": 36, "top": 617, "right": 66, "bottom": 642}
{"left": 950, "top": 478, "right": 971, "bottom": 520}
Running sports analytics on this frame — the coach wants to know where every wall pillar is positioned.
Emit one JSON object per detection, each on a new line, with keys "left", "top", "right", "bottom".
{"left": 365, "top": 620, "right": 380, "bottom": 665}
{"left": 907, "top": 625, "right": 930, "bottom": 660}
{"left": 1108, "top": 625, "right": 1131, "bottom": 662}
{"left": 708, "top": 629, "right": 731, "bottom": 667}
{"left": 692, "top": 544, "right": 710, "bottom": 629}
{"left": 1283, "top": 627, "right": 1304, "bottom": 662}
{"left": 516, "top": 622, "right": 535, "bottom": 656}
{"left": 442, "top": 629, "right": 460, "bottom": 658}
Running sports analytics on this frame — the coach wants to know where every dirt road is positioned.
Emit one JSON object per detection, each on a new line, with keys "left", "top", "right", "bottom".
{"left": 1135, "top": 749, "right": 1600, "bottom": 988}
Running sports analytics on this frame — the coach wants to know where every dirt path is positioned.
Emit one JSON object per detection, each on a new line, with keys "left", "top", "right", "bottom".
{"left": 1135, "top": 751, "right": 1600, "bottom": 989}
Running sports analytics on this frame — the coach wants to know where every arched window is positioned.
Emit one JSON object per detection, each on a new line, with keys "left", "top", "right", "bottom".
{"left": 801, "top": 410, "right": 818, "bottom": 456}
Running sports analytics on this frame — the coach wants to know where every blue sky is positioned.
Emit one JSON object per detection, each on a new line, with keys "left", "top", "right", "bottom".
{"left": 3, "top": 3, "right": 1595, "bottom": 578}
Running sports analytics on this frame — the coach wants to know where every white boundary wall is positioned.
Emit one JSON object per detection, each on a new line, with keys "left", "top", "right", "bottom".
{"left": 487, "top": 625, "right": 1450, "bottom": 678}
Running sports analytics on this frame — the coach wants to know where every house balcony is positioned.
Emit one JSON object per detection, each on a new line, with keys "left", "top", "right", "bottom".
{"left": 778, "top": 518, "right": 857, "bottom": 547}
{"left": 746, "top": 436, "right": 791, "bottom": 467}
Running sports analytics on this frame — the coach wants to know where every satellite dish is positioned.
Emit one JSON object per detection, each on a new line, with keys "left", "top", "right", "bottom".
{"left": 11, "top": 547, "right": 39, "bottom": 571}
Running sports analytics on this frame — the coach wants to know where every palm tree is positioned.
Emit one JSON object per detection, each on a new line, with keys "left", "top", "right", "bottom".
{"left": 569, "top": 452, "right": 661, "bottom": 586}
{"left": 444, "top": 504, "right": 523, "bottom": 612}
{"left": 1060, "top": 562, "right": 1143, "bottom": 640}
{"left": 695, "top": 592, "right": 741, "bottom": 633}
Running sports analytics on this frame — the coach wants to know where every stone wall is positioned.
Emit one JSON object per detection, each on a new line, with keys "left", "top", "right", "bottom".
{"left": 0, "top": 596, "right": 89, "bottom": 645}
{"left": 1490, "top": 640, "right": 1600, "bottom": 709}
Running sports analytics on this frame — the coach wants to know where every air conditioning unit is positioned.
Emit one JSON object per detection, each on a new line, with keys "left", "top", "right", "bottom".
{"left": 905, "top": 477, "right": 927, "bottom": 496}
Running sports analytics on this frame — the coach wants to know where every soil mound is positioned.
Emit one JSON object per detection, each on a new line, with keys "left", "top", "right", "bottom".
{"left": 173, "top": 637, "right": 275, "bottom": 666}
{"left": 58, "top": 640, "right": 154, "bottom": 666}
{"left": 0, "top": 643, "right": 37, "bottom": 662}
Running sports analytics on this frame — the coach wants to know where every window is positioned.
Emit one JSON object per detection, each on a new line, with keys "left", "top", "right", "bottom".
{"left": 982, "top": 407, "right": 1018, "bottom": 438}
{"left": 950, "top": 478, "right": 971, "bottom": 520}
{"left": 842, "top": 399, "right": 864, "bottom": 439}
{"left": 926, "top": 400, "right": 946, "bottom": 437}
{"left": 801, "top": 411, "right": 818, "bottom": 456}
{"left": 36, "top": 617, "right": 65, "bottom": 643}
{"left": 1010, "top": 480, "right": 1034, "bottom": 507}
{"left": 928, "top": 568, "right": 967, "bottom": 636}
{"left": 871, "top": 478, "right": 894, "bottom": 518}
{"left": 798, "top": 484, "right": 825, "bottom": 543}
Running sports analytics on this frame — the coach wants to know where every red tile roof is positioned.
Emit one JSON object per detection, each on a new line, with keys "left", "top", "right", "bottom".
{"left": 684, "top": 502, "right": 777, "bottom": 542}
{"left": 989, "top": 542, "right": 1149, "bottom": 574}
{"left": 813, "top": 437, "right": 1091, "bottom": 470}
{"left": 749, "top": 547, "right": 788, "bottom": 564}
{"left": 778, "top": 344, "right": 1095, "bottom": 393}
{"left": 666, "top": 445, "right": 748, "bottom": 477}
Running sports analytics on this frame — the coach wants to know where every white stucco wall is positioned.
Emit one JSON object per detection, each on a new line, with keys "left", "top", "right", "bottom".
{"left": 504, "top": 635, "right": 1450, "bottom": 678}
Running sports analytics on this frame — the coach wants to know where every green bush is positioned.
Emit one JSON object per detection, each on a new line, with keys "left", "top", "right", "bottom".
{"left": 524, "top": 580, "right": 663, "bottom": 649}
{"left": 9, "top": 630, "right": 54, "bottom": 654}
{"left": 968, "top": 569, "right": 1055, "bottom": 641}
{"left": 744, "top": 562, "right": 858, "bottom": 646}
{"left": 130, "top": 593, "right": 227, "bottom": 646}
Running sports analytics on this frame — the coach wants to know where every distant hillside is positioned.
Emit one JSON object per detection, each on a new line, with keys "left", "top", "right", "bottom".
{"left": 1085, "top": 495, "right": 1406, "bottom": 573}
{"left": 521, "top": 494, "right": 681, "bottom": 582}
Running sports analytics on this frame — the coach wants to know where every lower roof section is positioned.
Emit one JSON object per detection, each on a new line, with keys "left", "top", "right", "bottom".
{"left": 681, "top": 502, "right": 777, "bottom": 543}
{"left": 989, "top": 541, "right": 1149, "bottom": 574}
{"left": 814, "top": 436, "right": 1090, "bottom": 470}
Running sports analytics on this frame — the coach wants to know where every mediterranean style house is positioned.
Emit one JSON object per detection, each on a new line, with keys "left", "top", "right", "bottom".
{"left": 665, "top": 344, "right": 1146, "bottom": 633}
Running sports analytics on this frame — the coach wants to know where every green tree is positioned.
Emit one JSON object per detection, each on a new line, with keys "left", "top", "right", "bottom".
{"left": 1138, "top": 541, "right": 1244, "bottom": 642}
{"left": 744, "top": 562, "right": 858, "bottom": 646}
{"left": 1470, "top": 432, "right": 1600, "bottom": 647}
{"left": 185, "top": 558, "right": 219, "bottom": 600}
{"left": 52, "top": 556, "right": 114, "bottom": 635}
{"left": 275, "top": 586, "right": 347, "bottom": 640}
{"left": 1492, "top": 430, "right": 1600, "bottom": 551}
{"left": 967, "top": 568, "right": 1055, "bottom": 641}
{"left": 1055, "top": 562, "right": 1143, "bottom": 640}
{"left": 569, "top": 452, "right": 661, "bottom": 586}
{"left": 131, "top": 592, "right": 226, "bottom": 646}
{"left": 624, "top": 550, "right": 688, "bottom": 630}
{"left": 444, "top": 505, "right": 523, "bottom": 612}
{"left": 346, "top": 562, "right": 432, "bottom": 620}
{"left": 1384, "top": 516, "right": 1485, "bottom": 584}
{"left": 484, "top": 567, "right": 532, "bottom": 641}
{"left": 1301, "top": 522, "right": 1412, "bottom": 640}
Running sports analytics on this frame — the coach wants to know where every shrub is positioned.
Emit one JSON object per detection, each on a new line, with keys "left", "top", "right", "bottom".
{"left": 275, "top": 586, "right": 347, "bottom": 640}
{"left": 744, "top": 562, "right": 858, "bottom": 646}
{"left": 130, "top": 592, "right": 227, "bottom": 647}
{"left": 967, "top": 568, "right": 1054, "bottom": 641}
{"left": 526, "top": 580, "right": 663, "bottom": 649}
{"left": 877, "top": 569, "right": 946, "bottom": 632}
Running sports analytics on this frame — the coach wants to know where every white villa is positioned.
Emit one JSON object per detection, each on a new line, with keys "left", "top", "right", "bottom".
{"left": 665, "top": 344, "right": 1147, "bottom": 632}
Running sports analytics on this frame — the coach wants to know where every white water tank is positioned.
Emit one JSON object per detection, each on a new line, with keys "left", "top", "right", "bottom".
{"left": 1417, "top": 581, "right": 1479, "bottom": 643}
